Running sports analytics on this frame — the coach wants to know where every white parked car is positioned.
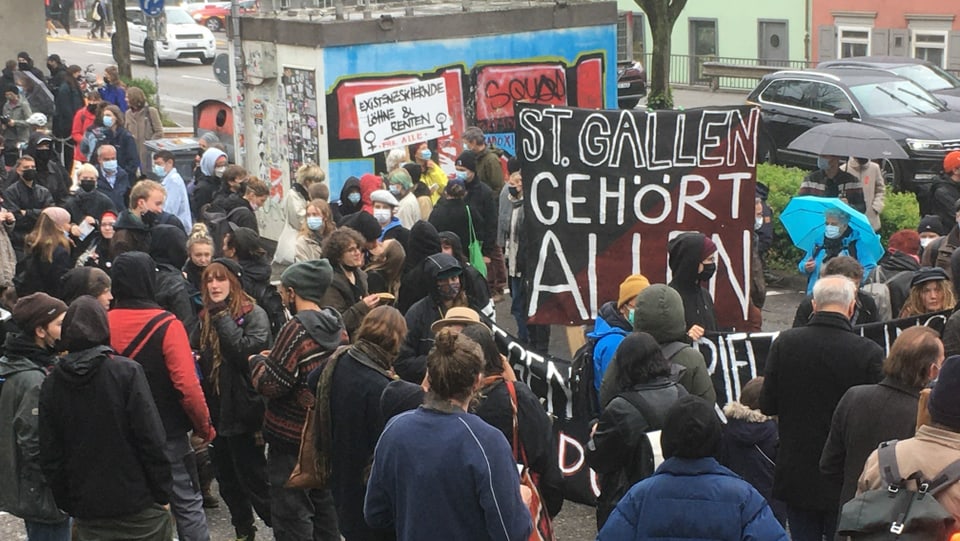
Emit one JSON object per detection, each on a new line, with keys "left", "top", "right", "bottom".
{"left": 125, "top": 7, "right": 217, "bottom": 66}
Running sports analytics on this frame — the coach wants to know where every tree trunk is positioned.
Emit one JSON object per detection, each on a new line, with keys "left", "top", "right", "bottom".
{"left": 647, "top": 12, "right": 672, "bottom": 109}
{"left": 111, "top": 0, "right": 131, "bottom": 79}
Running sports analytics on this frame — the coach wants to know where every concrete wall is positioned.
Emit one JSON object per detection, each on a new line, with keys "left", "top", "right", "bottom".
{"left": 0, "top": 0, "right": 48, "bottom": 69}
{"left": 237, "top": 2, "right": 618, "bottom": 239}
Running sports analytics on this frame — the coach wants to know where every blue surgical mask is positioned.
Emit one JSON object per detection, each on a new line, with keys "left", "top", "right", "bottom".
{"left": 755, "top": 217, "right": 763, "bottom": 231}
{"left": 627, "top": 308, "right": 635, "bottom": 326}
{"left": 817, "top": 157, "right": 830, "bottom": 171}
{"left": 455, "top": 170, "right": 468, "bottom": 182}
{"left": 388, "top": 185, "right": 401, "bottom": 197}
{"left": 153, "top": 164, "right": 166, "bottom": 178}
{"left": 102, "top": 115, "right": 114, "bottom": 128}
{"left": 101, "top": 159, "right": 117, "bottom": 172}
{"left": 306, "top": 216, "right": 323, "bottom": 231}
{"left": 824, "top": 224, "right": 841, "bottom": 239}
{"left": 418, "top": 149, "right": 431, "bottom": 161}
{"left": 347, "top": 192, "right": 361, "bottom": 204}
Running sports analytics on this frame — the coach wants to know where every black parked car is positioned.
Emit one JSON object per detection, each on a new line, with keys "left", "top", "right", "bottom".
{"left": 818, "top": 56, "right": 960, "bottom": 110}
{"left": 746, "top": 68, "right": 960, "bottom": 200}
{"left": 617, "top": 60, "right": 646, "bottom": 109}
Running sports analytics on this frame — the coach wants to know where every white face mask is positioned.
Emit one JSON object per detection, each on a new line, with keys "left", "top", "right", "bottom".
{"left": 920, "top": 237, "right": 934, "bottom": 248}
{"left": 373, "top": 208, "right": 392, "bottom": 225}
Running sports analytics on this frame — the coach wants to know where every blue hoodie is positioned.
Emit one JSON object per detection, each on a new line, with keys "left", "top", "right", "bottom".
{"left": 586, "top": 301, "right": 632, "bottom": 392}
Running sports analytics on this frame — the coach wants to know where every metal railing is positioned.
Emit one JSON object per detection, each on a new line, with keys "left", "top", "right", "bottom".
{"left": 641, "top": 53, "right": 815, "bottom": 91}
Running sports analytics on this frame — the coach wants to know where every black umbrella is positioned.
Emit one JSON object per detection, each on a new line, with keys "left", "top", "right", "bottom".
{"left": 787, "top": 122, "right": 909, "bottom": 159}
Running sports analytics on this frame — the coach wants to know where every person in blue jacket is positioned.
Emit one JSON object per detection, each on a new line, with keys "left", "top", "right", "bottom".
{"left": 586, "top": 274, "right": 649, "bottom": 392}
{"left": 598, "top": 395, "right": 788, "bottom": 541}
{"left": 799, "top": 208, "right": 874, "bottom": 295}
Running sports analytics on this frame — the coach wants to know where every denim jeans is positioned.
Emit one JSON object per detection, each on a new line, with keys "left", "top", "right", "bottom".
{"left": 267, "top": 447, "right": 339, "bottom": 541}
{"left": 165, "top": 434, "right": 210, "bottom": 541}
{"left": 24, "top": 518, "right": 71, "bottom": 541}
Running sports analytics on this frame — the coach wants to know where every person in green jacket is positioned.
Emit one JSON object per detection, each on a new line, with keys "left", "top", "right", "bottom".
{"left": 0, "top": 293, "right": 70, "bottom": 539}
{"left": 599, "top": 283, "right": 717, "bottom": 408}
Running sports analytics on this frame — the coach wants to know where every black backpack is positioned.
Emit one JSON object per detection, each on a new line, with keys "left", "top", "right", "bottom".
{"left": 570, "top": 338, "right": 599, "bottom": 420}
{"left": 201, "top": 204, "right": 243, "bottom": 257}
{"left": 248, "top": 281, "right": 286, "bottom": 344}
{"left": 838, "top": 440, "right": 960, "bottom": 540}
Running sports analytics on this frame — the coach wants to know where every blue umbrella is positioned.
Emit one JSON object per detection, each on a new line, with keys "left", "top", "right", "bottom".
{"left": 780, "top": 195, "right": 884, "bottom": 266}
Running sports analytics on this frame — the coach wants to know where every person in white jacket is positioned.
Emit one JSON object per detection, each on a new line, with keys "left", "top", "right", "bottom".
{"left": 842, "top": 157, "right": 885, "bottom": 232}
{"left": 273, "top": 163, "right": 325, "bottom": 266}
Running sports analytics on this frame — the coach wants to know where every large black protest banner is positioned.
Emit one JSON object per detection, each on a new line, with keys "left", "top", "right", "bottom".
{"left": 494, "top": 310, "right": 952, "bottom": 505}
{"left": 515, "top": 103, "right": 759, "bottom": 329}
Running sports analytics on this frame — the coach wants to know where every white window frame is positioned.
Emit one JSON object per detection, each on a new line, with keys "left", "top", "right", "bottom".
{"left": 912, "top": 30, "right": 948, "bottom": 68}
{"left": 837, "top": 25, "right": 872, "bottom": 58}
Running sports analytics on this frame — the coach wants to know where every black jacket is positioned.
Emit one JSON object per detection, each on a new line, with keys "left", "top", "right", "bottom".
{"left": 463, "top": 177, "right": 497, "bottom": 254}
{"left": 760, "top": 310, "right": 884, "bottom": 511}
{"left": 397, "top": 221, "right": 442, "bottom": 313}
{"left": 53, "top": 81, "right": 83, "bottom": 138}
{"left": 792, "top": 290, "right": 879, "bottom": 328}
{"left": 15, "top": 245, "right": 71, "bottom": 298}
{"left": 221, "top": 194, "right": 258, "bottom": 234}
{"left": 39, "top": 346, "right": 173, "bottom": 519}
{"left": 930, "top": 176, "right": 960, "bottom": 228}
{"left": 64, "top": 188, "right": 117, "bottom": 225}
{"left": 191, "top": 304, "right": 270, "bottom": 436}
{"left": 337, "top": 176, "right": 362, "bottom": 218}
{"left": 474, "top": 378, "right": 564, "bottom": 518}
{"left": 586, "top": 378, "right": 687, "bottom": 526}
{"left": 819, "top": 377, "right": 920, "bottom": 506}
{"left": 869, "top": 250, "right": 921, "bottom": 318}
{"left": 428, "top": 198, "right": 471, "bottom": 256}
{"left": 191, "top": 173, "right": 220, "bottom": 220}
{"left": 3, "top": 179, "right": 53, "bottom": 252}
{"left": 150, "top": 225, "right": 199, "bottom": 335}
{"left": 320, "top": 267, "right": 369, "bottom": 340}
{"left": 31, "top": 151, "right": 71, "bottom": 206}
{"left": 719, "top": 401, "right": 786, "bottom": 525}
{"left": 667, "top": 233, "right": 718, "bottom": 332}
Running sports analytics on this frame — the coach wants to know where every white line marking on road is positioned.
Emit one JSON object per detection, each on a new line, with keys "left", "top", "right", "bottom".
{"left": 87, "top": 51, "right": 114, "bottom": 57}
{"left": 181, "top": 75, "right": 218, "bottom": 83}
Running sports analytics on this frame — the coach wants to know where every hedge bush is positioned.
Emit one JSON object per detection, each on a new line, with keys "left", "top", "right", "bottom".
{"left": 121, "top": 76, "right": 176, "bottom": 127}
{"left": 758, "top": 163, "right": 921, "bottom": 271}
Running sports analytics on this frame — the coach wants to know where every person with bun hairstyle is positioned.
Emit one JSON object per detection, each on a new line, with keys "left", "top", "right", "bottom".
{"left": 365, "top": 328, "right": 533, "bottom": 541}
{"left": 184, "top": 222, "right": 215, "bottom": 294}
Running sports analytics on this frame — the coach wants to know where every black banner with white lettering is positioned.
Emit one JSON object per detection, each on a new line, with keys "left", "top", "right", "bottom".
{"left": 515, "top": 103, "right": 759, "bottom": 329}
{"left": 493, "top": 310, "right": 951, "bottom": 505}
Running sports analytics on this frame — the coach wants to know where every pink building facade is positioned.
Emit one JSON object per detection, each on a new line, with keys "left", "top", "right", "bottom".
{"left": 812, "top": 0, "right": 960, "bottom": 69}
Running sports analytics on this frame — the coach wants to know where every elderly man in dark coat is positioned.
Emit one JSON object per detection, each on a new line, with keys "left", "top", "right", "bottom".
{"left": 761, "top": 275, "right": 884, "bottom": 541}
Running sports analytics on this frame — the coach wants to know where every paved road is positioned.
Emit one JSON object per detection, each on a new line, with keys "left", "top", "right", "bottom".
{"left": 45, "top": 32, "right": 229, "bottom": 127}
{"left": 0, "top": 82, "right": 765, "bottom": 539}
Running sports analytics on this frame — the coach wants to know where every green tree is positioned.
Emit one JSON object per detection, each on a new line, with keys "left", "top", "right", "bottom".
{"left": 634, "top": 0, "right": 688, "bottom": 110}
{"left": 111, "top": 0, "right": 131, "bottom": 78}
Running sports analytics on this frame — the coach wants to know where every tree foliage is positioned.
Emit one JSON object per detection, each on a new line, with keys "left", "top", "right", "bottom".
{"left": 634, "top": 0, "right": 687, "bottom": 110}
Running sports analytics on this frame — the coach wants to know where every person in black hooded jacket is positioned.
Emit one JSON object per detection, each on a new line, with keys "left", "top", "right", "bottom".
{"left": 224, "top": 227, "right": 273, "bottom": 302}
{"left": 150, "top": 224, "right": 200, "bottom": 336}
{"left": 397, "top": 220, "right": 442, "bottom": 313}
{"left": 438, "top": 230, "right": 493, "bottom": 319}
{"left": 395, "top": 253, "right": 480, "bottom": 383}
{"left": 337, "top": 176, "right": 362, "bottom": 221}
{"left": 667, "top": 232, "right": 718, "bottom": 339}
{"left": 39, "top": 295, "right": 175, "bottom": 538}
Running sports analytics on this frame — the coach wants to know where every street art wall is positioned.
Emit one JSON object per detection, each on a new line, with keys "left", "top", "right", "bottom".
{"left": 322, "top": 24, "right": 617, "bottom": 199}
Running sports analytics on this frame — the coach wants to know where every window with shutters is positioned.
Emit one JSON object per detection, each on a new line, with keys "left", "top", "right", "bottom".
{"left": 838, "top": 26, "right": 871, "bottom": 57}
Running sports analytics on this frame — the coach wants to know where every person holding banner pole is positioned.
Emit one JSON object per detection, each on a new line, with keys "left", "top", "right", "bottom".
{"left": 667, "top": 232, "right": 718, "bottom": 340}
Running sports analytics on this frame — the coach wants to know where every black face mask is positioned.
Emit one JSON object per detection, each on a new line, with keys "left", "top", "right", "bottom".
{"left": 698, "top": 263, "right": 717, "bottom": 281}
{"left": 508, "top": 186, "right": 520, "bottom": 198}
{"left": 141, "top": 210, "right": 158, "bottom": 227}
{"left": 35, "top": 148, "right": 50, "bottom": 162}
{"left": 80, "top": 180, "right": 97, "bottom": 193}
{"left": 17, "top": 62, "right": 28, "bottom": 70}
{"left": 21, "top": 169, "right": 37, "bottom": 182}
{"left": 86, "top": 104, "right": 97, "bottom": 114}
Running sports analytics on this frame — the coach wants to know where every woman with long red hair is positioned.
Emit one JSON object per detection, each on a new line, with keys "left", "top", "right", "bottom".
{"left": 190, "top": 258, "right": 272, "bottom": 540}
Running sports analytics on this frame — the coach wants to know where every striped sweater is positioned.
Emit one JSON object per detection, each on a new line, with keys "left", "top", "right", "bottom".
{"left": 250, "top": 308, "right": 345, "bottom": 453}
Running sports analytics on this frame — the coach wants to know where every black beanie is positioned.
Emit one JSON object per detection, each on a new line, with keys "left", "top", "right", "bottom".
{"left": 341, "top": 211, "right": 381, "bottom": 243}
{"left": 456, "top": 150, "right": 478, "bottom": 173}
{"left": 929, "top": 356, "right": 960, "bottom": 431}
{"left": 661, "top": 395, "right": 722, "bottom": 460}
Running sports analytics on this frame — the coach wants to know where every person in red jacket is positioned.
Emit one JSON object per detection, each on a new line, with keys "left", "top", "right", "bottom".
{"left": 108, "top": 250, "right": 215, "bottom": 541}
{"left": 71, "top": 89, "right": 101, "bottom": 163}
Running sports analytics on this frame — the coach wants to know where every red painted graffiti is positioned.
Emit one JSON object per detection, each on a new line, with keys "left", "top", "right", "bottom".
{"left": 475, "top": 64, "right": 567, "bottom": 121}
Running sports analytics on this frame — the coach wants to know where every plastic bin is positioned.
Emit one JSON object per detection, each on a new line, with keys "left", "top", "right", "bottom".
{"left": 144, "top": 138, "right": 201, "bottom": 183}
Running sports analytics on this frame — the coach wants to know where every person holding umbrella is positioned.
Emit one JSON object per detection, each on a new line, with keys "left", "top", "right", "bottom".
{"left": 797, "top": 207, "right": 876, "bottom": 295}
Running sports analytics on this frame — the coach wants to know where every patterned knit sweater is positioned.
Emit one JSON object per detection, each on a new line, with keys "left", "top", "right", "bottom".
{"left": 250, "top": 308, "right": 345, "bottom": 454}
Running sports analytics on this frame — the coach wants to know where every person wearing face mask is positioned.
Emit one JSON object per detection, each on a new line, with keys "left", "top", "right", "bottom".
{"left": 456, "top": 150, "right": 504, "bottom": 296}
{"left": 386, "top": 168, "right": 420, "bottom": 229}
{"left": 275, "top": 163, "right": 324, "bottom": 267}
{"left": 192, "top": 147, "right": 228, "bottom": 220}
{"left": 52, "top": 64, "right": 84, "bottom": 174}
{"left": 411, "top": 142, "right": 447, "bottom": 204}
{"left": 3, "top": 155, "right": 53, "bottom": 258}
{"left": 295, "top": 198, "right": 334, "bottom": 263}
{"left": 15, "top": 53, "right": 45, "bottom": 87}
{"left": 320, "top": 227, "right": 380, "bottom": 340}
{"left": 395, "top": 253, "right": 484, "bottom": 384}
{"left": 2, "top": 84, "right": 32, "bottom": 167}
{"left": 370, "top": 189, "right": 410, "bottom": 250}
{"left": 71, "top": 90, "right": 101, "bottom": 163}
{"left": 587, "top": 274, "right": 651, "bottom": 394}
{"left": 125, "top": 87, "right": 162, "bottom": 173}
{"left": 918, "top": 215, "right": 945, "bottom": 262}
{"left": 0, "top": 293, "right": 71, "bottom": 540}
{"left": 216, "top": 176, "right": 268, "bottom": 235}
{"left": 210, "top": 165, "right": 249, "bottom": 212}
{"left": 745, "top": 197, "right": 768, "bottom": 332}
{"left": 92, "top": 104, "right": 139, "bottom": 181}
{"left": 98, "top": 66, "right": 127, "bottom": 113}
{"left": 841, "top": 157, "right": 885, "bottom": 232}
{"left": 798, "top": 208, "right": 874, "bottom": 296}
{"left": 26, "top": 134, "right": 71, "bottom": 206}
{"left": 153, "top": 150, "right": 192, "bottom": 230}
{"left": 401, "top": 161, "right": 434, "bottom": 219}
{"left": 798, "top": 154, "right": 866, "bottom": 214}
{"left": 428, "top": 177, "right": 472, "bottom": 257}
{"left": 92, "top": 144, "right": 130, "bottom": 211}
{"left": 64, "top": 163, "right": 116, "bottom": 236}
{"left": 667, "top": 232, "right": 720, "bottom": 340}
{"left": 358, "top": 173, "right": 382, "bottom": 216}
{"left": 337, "top": 176, "right": 363, "bottom": 219}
